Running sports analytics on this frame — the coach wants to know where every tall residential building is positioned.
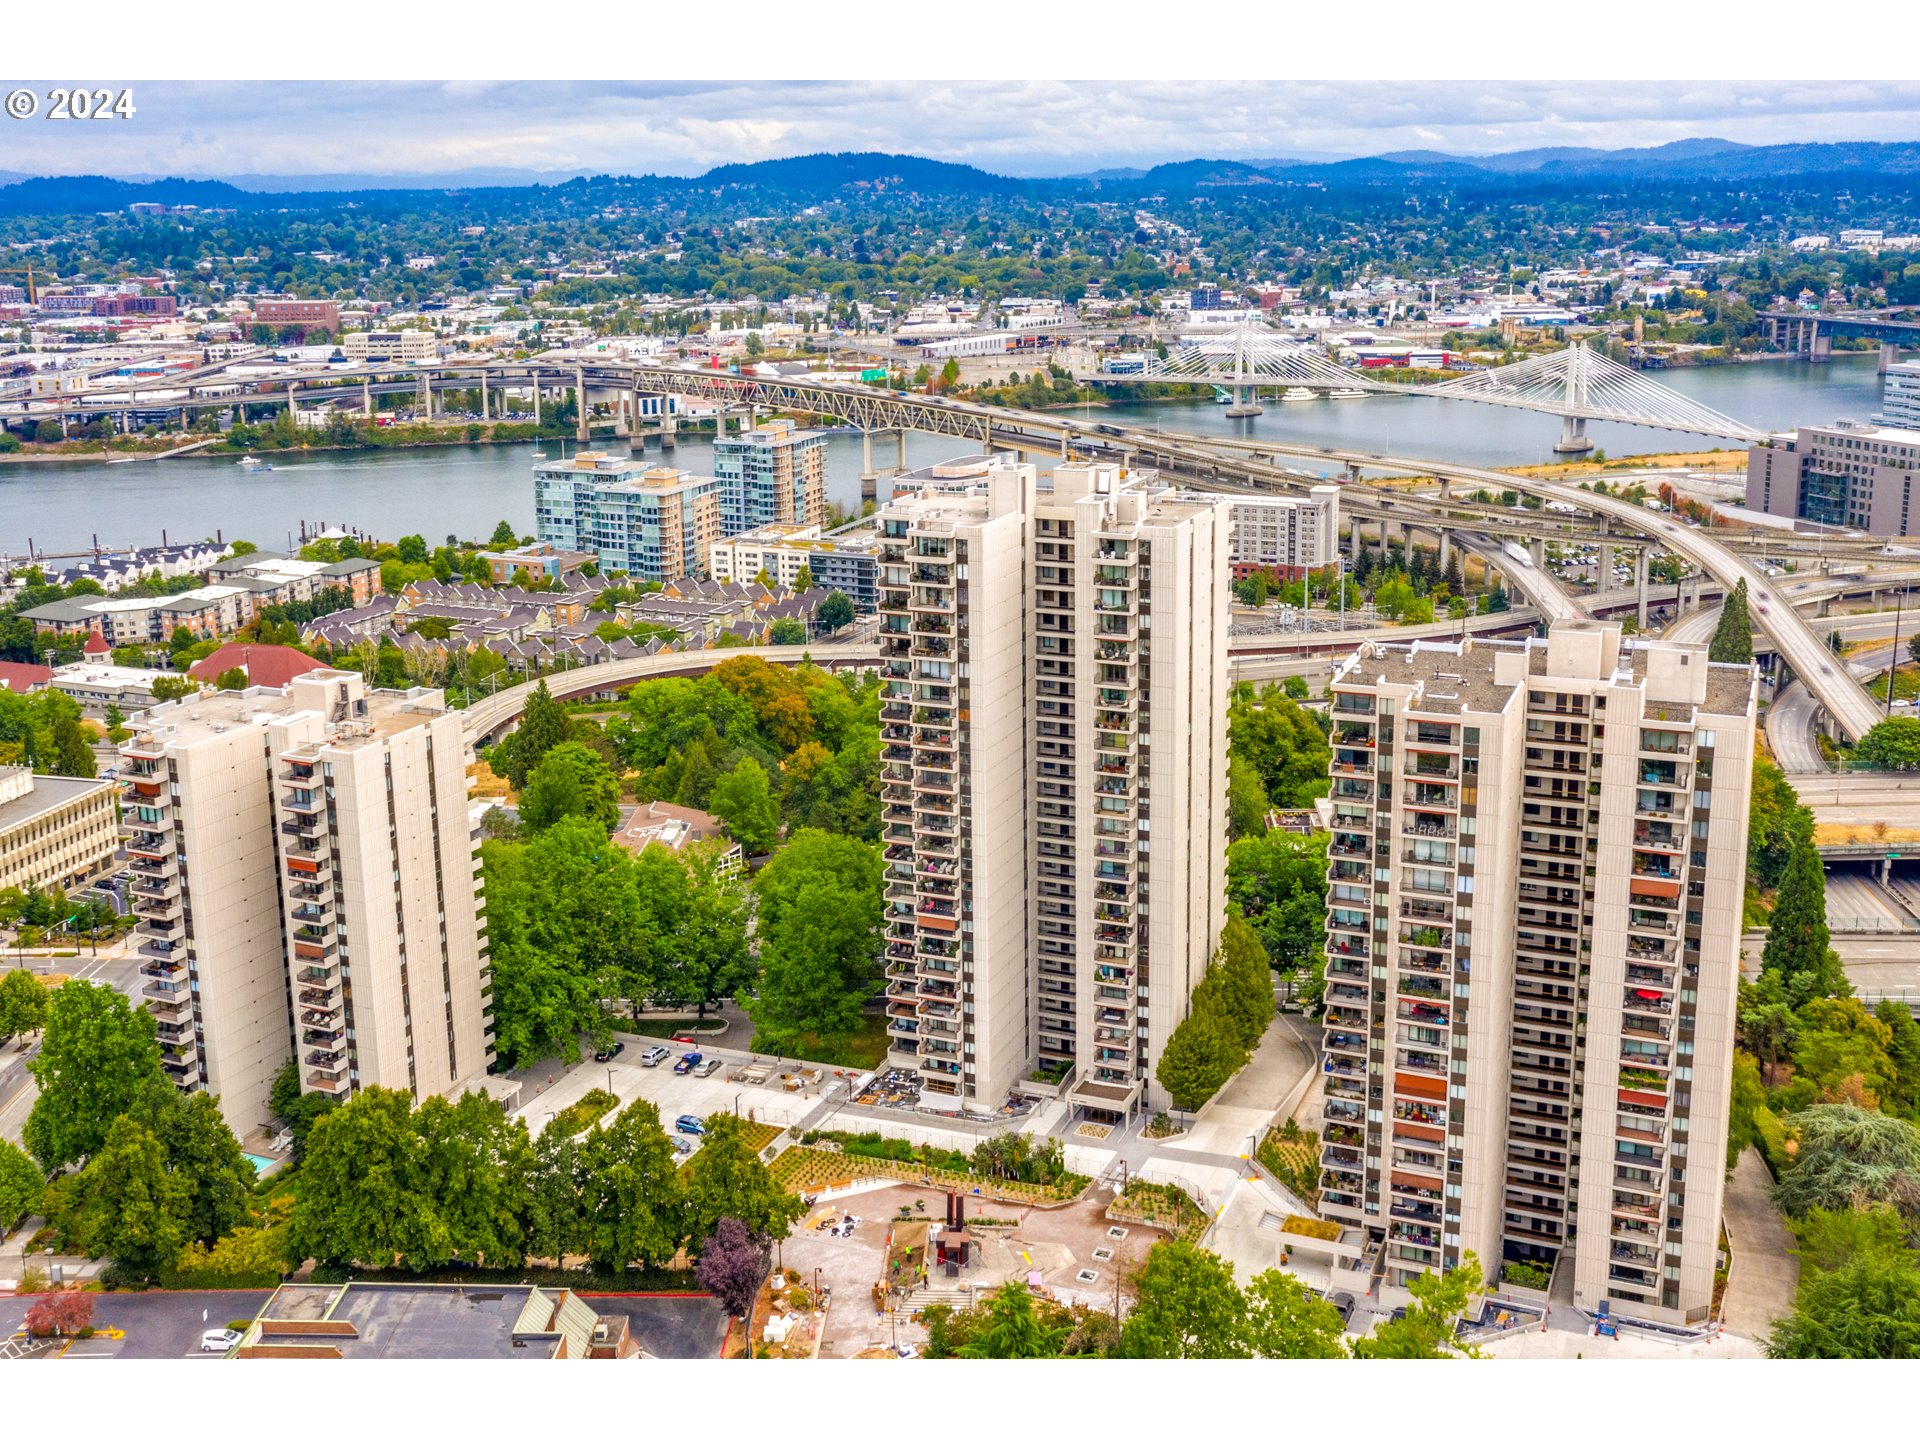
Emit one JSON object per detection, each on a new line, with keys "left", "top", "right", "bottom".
{"left": 1745, "top": 419, "right": 1920, "bottom": 534}
{"left": 713, "top": 419, "right": 827, "bottom": 532}
{"left": 534, "top": 453, "right": 720, "bottom": 584}
{"left": 121, "top": 670, "right": 492, "bottom": 1130}
{"left": 876, "top": 458, "right": 1230, "bottom": 1118}
{"left": 1316, "top": 623, "right": 1754, "bottom": 1325}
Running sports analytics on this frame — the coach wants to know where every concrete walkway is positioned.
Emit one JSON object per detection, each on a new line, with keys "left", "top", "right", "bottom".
{"left": 1720, "top": 1149, "right": 1799, "bottom": 1340}
{"left": 1161, "top": 1009, "right": 1318, "bottom": 1161}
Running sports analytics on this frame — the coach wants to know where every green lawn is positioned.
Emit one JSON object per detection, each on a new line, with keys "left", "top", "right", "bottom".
{"left": 755, "top": 1012, "right": 891, "bottom": 1070}
{"left": 620, "top": 1016, "right": 729, "bottom": 1039}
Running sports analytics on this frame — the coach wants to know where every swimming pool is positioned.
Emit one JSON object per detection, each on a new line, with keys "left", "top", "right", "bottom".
{"left": 243, "top": 1153, "right": 276, "bottom": 1176}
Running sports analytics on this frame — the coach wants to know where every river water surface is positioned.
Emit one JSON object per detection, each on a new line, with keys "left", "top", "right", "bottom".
{"left": 0, "top": 354, "right": 1889, "bottom": 555}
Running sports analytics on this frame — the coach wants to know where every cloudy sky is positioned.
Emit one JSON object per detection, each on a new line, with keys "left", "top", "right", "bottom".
{"left": 5, "top": 80, "right": 1920, "bottom": 183}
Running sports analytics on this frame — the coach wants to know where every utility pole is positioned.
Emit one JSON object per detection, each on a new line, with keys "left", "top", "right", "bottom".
{"left": 1888, "top": 587, "right": 1906, "bottom": 721}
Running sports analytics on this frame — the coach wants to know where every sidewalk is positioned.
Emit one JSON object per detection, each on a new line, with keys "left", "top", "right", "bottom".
{"left": 1720, "top": 1148, "right": 1799, "bottom": 1340}
{"left": 1160, "top": 1008, "right": 1317, "bottom": 1161}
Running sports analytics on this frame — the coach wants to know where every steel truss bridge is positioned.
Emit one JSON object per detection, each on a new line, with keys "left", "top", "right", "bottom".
{"left": 1083, "top": 326, "right": 1765, "bottom": 449}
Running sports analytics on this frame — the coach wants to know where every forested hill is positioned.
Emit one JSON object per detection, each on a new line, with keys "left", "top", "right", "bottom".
{"left": 3, "top": 139, "right": 1919, "bottom": 216}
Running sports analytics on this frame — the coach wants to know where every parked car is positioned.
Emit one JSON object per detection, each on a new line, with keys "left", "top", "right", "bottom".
{"left": 675, "top": 1114, "right": 706, "bottom": 1136}
{"left": 693, "top": 1057, "right": 722, "bottom": 1077}
{"left": 593, "top": 1041, "right": 625, "bottom": 1062}
{"left": 201, "top": 1328, "right": 243, "bottom": 1353}
{"left": 1327, "top": 1291, "right": 1357, "bottom": 1326}
{"left": 673, "top": 1051, "right": 703, "bottom": 1074}
{"left": 639, "top": 1045, "right": 671, "bottom": 1067}
{"left": 670, "top": 1136, "right": 694, "bottom": 1155}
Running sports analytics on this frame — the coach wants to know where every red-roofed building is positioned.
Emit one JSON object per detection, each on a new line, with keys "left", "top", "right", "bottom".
{"left": 0, "top": 661, "right": 53, "bottom": 694}
{"left": 82, "top": 632, "right": 110, "bottom": 657}
{"left": 186, "top": 643, "right": 329, "bottom": 690}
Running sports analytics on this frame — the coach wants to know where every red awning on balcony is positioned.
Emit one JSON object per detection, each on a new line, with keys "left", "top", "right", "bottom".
{"left": 1629, "top": 877, "right": 1681, "bottom": 900}
{"left": 1393, "top": 1072, "right": 1447, "bottom": 1101}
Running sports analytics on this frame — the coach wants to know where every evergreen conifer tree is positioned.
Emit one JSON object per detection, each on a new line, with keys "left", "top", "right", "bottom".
{"left": 1710, "top": 579, "right": 1754, "bottom": 664}
{"left": 1761, "top": 839, "right": 1847, "bottom": 999}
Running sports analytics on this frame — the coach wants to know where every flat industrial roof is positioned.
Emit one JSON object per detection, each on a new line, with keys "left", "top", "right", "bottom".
{"left": 0, "top": 771, "right": 113, "bottom": 831}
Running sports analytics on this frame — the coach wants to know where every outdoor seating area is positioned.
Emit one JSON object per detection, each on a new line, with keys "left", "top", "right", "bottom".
{"left": 855, "top": 1069, "right": 923, "bottom": 1110}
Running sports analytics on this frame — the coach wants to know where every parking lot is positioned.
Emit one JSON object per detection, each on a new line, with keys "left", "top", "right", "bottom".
{"left": 1, "top": 1290, "right": 271, "bottom": 1358}
{"left": 515, "top": 1034, "right": 856, "bottom": 1144}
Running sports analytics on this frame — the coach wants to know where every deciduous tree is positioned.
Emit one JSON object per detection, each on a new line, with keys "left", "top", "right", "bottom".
{"left": 696, "top": 1216, "right": 769, "bottom": 1320}
{"left": 1351, "top": 1251, "right": 1485, "bottom": 1358}
{"left": 1116, "top": 1241, "right": 1250, "bottom": 1358}
{"left": 0, "top": 1138, "right": 43, "bottom": 1232}
{"left": 709, "top": 756, "right": 780, "bottom": 854}
{"left": 1245, "top": 1268, "right": 1350, "bottom": 1358}
{"left": 0, "top": 967, "right": 50, "bottom": 1043}
{"left": 743, "top": 830, "right": 882, "bottom": 1053}
{"left": 575, "top": 1100, "right": 684, "bottom": 1272}
{"left": 679, "top": 1114, "right": 804, "bottom": 1244}
{"left": 24, "top": 981, "right": 163, "bottom": 1171}
{"left": 519, "top": 741, "right": 621, "bottom": 834}
{"left": 59, "top": 1116, "right": 189, "bottom": 1279}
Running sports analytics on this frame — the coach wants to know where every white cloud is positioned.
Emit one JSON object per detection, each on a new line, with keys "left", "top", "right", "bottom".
{"left": 2, "top": 80, "right": 1918, "bottom": 180}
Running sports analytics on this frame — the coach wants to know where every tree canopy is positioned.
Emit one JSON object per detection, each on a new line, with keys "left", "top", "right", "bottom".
{"left": 24, "top": 981, "right": 164, "bottom": 1171}
{"left": 743, "top": 829, "right": 884, "bottom": 1054}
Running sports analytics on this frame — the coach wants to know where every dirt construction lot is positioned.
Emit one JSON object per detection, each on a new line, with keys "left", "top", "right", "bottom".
{"left": 782, "top": 1181, "right": 1151, "bottom": 1358}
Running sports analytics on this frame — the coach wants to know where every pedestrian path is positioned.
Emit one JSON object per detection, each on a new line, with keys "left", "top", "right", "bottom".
{"left": 1720, "top": 1149, "right": 1798, "bottom": 1339}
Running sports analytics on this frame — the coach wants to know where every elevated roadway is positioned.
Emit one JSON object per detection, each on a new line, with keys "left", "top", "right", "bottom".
{"left": 1162, "top": 433, "right": 1886, "bottom": 741}
{"left": 460, "top": 609, "right": 1554, "bottom": 742}
{"left": 17, "top": 353, "right": 1886, "bottom": 737}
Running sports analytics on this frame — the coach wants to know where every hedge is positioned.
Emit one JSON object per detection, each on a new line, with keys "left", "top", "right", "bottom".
{"left": 1752, "top": 1106, "right": 1793, "bottom": 1180}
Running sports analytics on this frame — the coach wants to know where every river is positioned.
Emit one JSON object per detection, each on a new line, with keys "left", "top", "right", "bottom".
{"left": 0, "top": 354, "right": 1891, "bottom": 555}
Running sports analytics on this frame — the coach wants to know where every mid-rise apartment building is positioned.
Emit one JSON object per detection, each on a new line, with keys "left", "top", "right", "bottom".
{"left": 1746, "top": 419, "right": 1920, "bottom": 534}
{"left": 708, "top": 522, "right": 883, "bottom": 612}
{"left": 533, "top": 453, "right": 720, "bottom": 584}
{"left": 253, "top": 299, "right": 342, "bottom": 332}
{"left": 876, "top": 459, "right": 1229, "bottom": 1117}
{"left": 1316, "top": 623, "right": 1753, "bottom": 1325}
{"left": 342, "top": 330, "right": 439, "bottom": 363}
{"left": 121, "top": 671, "right": 492, "bottom": 1130}
{"left": 1880, "top": 360, "right": 1920, "bottom": 429}
{"left": 713, "top": 419, "right": 827, "bottom": 532}
{"left": 0, "top": 765, "right": 117, "bottom": 894}
{"left": 1231, "top": 487, "right": 1340, "bottom": 580}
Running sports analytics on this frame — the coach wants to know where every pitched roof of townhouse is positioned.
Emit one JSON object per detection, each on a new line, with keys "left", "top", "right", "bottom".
{"left": 0, "top": 661, "right": 53, "bottom": 693}
{"left": 186, "top": 642, "right": 330, "bottom": 688}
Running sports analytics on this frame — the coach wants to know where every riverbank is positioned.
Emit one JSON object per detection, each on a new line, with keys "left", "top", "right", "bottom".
{"left": 1506, "top": 448, "right": 1749, "bottom": 480}
{"left": 0, "top": 423, "right": 574, "bottom": 465}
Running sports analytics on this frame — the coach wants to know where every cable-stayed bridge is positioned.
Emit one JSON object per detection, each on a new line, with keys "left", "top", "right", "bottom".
{"left": 1085, "top": 327, "right": 1766, "bottom": 450}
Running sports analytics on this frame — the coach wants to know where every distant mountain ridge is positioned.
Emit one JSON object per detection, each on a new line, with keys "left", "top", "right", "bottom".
{"left": 2, "top": 138, "right": 1919, "bottom": 215}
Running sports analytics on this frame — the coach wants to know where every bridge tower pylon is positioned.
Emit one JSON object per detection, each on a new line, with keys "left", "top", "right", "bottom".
{"left": 1552, "top": 341, "right": 1595, "bottom": 455}
{"left": 1222, "top": 321, "right": 1263, "bottom": 418}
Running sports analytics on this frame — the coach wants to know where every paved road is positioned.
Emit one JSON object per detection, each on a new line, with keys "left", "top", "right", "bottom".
{"left": 1743, "top": 930, "right": 1920, "bottom": 995}
{"left": 1822, "top": 870, "right": 1915, "bottom": 931}
{"left": 1767, "top": 639, "right": 1905, "bottom": 773}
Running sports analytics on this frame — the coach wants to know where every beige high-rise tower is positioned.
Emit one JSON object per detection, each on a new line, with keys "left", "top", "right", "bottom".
{"left": 876, "top": 457, "right": 1229, "bottom": 1119}
{"left": 1315, "top": 622, "right": 1754, "bottom": 1326}
{"left": 122, "top": 670, "right": 493, "bottom": 1130}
